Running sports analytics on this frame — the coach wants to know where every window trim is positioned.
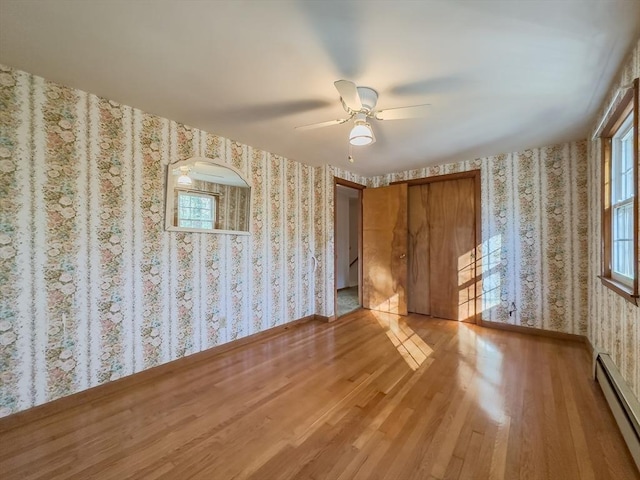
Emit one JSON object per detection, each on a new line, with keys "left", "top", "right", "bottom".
{"left": 174, "top": 189, "right": 220, "bottom": 231}
{"left": 600, "top": 77, "right": 639, "bottom": 305}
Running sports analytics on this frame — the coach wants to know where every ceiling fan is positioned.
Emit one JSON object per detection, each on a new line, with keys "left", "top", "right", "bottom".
{"left": 295, "top": 80, "right": 431, "bottom": 146}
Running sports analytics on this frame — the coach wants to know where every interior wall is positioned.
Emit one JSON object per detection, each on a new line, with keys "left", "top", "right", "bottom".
{"left": 1, "top": 47, "right": 624, "bottom": 415}
{"left": 0, "top": 64, "right": 332, "bottom": 417}
{"left": 587, "top": 37, "right": 640, "bottom": 400}
{"left": 332, "top": 140, "right": 588, "bottom": 334}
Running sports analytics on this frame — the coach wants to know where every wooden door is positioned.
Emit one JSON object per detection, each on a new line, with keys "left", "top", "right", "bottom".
{"left": 428, "top": 178, "right": 476, "bottom": 321}
{"left": 408, "top": 184, "right": 430, "bottom": 315}
{"left": 362, "top": 184, "right": 408, "bottom": 315}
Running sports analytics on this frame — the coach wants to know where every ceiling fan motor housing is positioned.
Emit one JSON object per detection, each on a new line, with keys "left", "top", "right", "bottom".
{"left": 356, "top": 87, "right": 378, "bottom": 112}
{"left": 296, "top": 79, "right": 429, "bottom": 132}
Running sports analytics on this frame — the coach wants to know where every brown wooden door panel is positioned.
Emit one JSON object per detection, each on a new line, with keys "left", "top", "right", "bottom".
{"left": 363, "top": 184, "right": 408, "bottom": 315}
{"left": 428, "top": 178, "right": 476, "bottom": 321}
{"left": 408, "top": 184, "right": 430, "bottom": 315}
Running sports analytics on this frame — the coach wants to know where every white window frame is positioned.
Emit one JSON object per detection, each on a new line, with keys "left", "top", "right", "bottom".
{"left": 177, "top": 190, "right": 217, "bottom": 230}
{"left": 611, "top": 114, "right": 634, "bottom": 286}
{"left": 600, "top": 77, "right": 638, "bottom": 305}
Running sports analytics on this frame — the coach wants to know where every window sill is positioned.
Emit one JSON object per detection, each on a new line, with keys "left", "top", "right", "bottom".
{"left": 599, "top": 276, "right": 638, "bottom": 305}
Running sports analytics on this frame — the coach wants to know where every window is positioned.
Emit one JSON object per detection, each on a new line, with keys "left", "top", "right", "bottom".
{"left": 176, "top": 190, "right": 217, "bottom": 230}
{"left": 601, "top": 78, "right": 638, "bottom": 304}
{"left": 612, "top": 115, "right": 634, "bottom": 284}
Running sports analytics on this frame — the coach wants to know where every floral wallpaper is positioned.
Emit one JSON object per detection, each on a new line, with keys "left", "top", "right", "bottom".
{"left": 3, "top": 42, "right": 634, "bottom": 416}
{"left": 588, "top": 38, "right": 640, "bottom": 400}
{"left": 333, "top": 140, "right": 589, "bottom": 335}
{"left": 0, "top": 64, "right": 333, "bottom": 416}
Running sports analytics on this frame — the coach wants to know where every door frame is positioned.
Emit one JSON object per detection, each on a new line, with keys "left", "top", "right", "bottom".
{"left": 334, "top": 177, "right": 366, "bottom": 319}
{"left": 391, "top": 170, "right": 483, "bottom": 324}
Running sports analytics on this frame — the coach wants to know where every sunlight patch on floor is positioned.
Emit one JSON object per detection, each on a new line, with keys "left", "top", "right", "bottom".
{"left": 371, "top": 311, "right": 433, "bottom": 371}
{"left": 457, "top": 324, "right": 505, "bottom": 424}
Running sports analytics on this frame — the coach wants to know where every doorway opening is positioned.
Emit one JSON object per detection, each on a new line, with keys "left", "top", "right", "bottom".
{"left": 334, "top": 178, "right": 364, "bottom": 318}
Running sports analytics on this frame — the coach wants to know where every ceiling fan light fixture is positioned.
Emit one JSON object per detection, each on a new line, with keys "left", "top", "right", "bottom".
{"left": 295, "top": 80, "right": 429, "bottom": 147}
{"left": 349, "top": 119, "right": 375, "bottom": 146}
{"left": 349, "top": 125, "right": 373, "bottom": 146}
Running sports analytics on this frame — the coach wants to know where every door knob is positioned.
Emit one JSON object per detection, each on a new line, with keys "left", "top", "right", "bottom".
{"left": 400, "top": 253, "right": 406, "bottom": 259}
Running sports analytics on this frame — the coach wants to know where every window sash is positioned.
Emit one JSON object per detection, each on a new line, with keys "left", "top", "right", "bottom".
{"left": 177, "top": 191, "right": 215, "bottom": 230}
{"left": 612, "top": 114, "right": 634, "bottom": 204}
{"left": 612, "top": 199, "right": 634, "bottom": 285}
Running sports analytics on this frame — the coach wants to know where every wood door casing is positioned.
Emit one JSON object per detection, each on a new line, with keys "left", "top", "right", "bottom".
{"left": 408, "top": 184, "right": 430, "bottom": 315}
{"left": 428, "top": 178, "right": 476, "bottom": 321}
{"left": 334, "top": 177, "right": 365, "bottom": 318}
{"left": 362, "top": 184, "right": 408, "bottom": 315}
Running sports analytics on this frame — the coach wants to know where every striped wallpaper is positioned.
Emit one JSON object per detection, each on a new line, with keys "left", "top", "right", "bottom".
{"left": 333, "top": 140, "right": 589, "bottom": 335}
{"left": 587, "top": 38, "right": 640, "bottom": 400}
{"left": 2, "top": 51, "right": 632, "bottom": 416}
{"left": 0, "top": 64, "right": 333, "bottom": 416}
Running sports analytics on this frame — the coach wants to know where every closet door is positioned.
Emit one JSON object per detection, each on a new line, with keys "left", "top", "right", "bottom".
{"left": 408, "top": 184, "right": 430, "bottom": 315}
{"left": 362, "top": 184, "right": 408, "bottom": 315}
{"left": 428, "top": 178, "right": 476, "bottom": 321}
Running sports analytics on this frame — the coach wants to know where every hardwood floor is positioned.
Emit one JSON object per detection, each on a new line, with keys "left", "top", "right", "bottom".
{"left": 1, "top": 310, "right": 638, "bottom": 479}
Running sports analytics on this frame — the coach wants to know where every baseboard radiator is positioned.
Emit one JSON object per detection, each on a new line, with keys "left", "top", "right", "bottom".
{"left": 594, "top": 353, "right": 640, "bottom": 470}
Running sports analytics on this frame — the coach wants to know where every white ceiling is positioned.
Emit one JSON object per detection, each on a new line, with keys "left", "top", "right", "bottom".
{"left": 1, "top": 0, "right": 639, "bottom": 176}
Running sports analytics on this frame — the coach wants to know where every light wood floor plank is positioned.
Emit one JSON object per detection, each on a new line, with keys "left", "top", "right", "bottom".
{"left": 0, "top": 311, "right": 638, "bottom": 480}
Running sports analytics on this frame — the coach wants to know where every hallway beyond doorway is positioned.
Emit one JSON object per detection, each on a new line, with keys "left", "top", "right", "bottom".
{"left": 337, "top": 286, "right": 359, "bottom": 317}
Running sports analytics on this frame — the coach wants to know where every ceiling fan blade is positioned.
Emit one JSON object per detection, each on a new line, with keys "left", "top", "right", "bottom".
{"left": 334, "top": 80, "right": 362, "bottom": 111}
{"left": 295, "top": 118, "right": 349, "bottom": 131}
{"left": 374, "top": 103, "right": 431, "bottom": 121}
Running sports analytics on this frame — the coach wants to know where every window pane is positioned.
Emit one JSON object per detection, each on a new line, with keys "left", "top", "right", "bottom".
{"left": 612, "top": 202, "right": 634, "bottom": 279}
{"left": 177, "top": 192, "right": 215, "bottom": 230}
{"left": 613, "top": 116, "right": 634, "bottom": 203}
{"left": 623, "top": 132, "right": 633, "bottom": 200}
